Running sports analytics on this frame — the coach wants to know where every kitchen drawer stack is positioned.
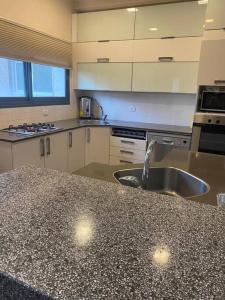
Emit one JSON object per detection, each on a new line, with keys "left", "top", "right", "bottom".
{"left": 110, "top": 128, "right": 147, "bottom": 165}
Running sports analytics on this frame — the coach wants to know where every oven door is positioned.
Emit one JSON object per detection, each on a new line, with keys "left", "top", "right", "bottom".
{"left": 198, "top": 124, "right": 225, "bottom": 155}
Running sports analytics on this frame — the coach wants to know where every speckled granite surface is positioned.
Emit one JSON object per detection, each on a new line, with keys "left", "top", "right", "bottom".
{"left": 0, "top": 119, "right": 192, "bottom": 142}
{"left": 1, "top": 166, "right": 225, "bottom": 299}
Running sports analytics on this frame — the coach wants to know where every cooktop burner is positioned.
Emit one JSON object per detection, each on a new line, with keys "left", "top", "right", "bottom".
{"left": 2, "top": 123, "right": 62, "bottom": 136}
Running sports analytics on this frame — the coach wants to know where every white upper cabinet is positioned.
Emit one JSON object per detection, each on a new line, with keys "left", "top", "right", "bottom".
{"left": 135, "top": 2, "right": 207, "bottom": 39}
{"left": 76, "top": 41, "right": 133, "bottom": 63}
{"left": 77, "top": 63, "right": 132, "bottom": 91}
{"left": 77, "top": 9, "right": 135, "bottom": 42}
{"left": 205, "top": 0, "right": 225, "bottom": 30}
{"left": 133, "top": 37, "right": 202, "bottom": 62}
{"left": 132, "top": 62, "right": 199, "bottom": 94}
{"left": 198, "top": 39, "right": 225, "bottom": 86}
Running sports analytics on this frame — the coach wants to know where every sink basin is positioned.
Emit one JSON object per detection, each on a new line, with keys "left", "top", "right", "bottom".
{"left": 113, "top": 167, "right": 210, "bottom": 199}
{"left": 79, "top": 119, "right": 109, "bottom": 125}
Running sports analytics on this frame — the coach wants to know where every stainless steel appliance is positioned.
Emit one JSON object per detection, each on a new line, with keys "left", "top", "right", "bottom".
{"left": 191, "top": 85, "right": 225, "bottom": 155}
{"left": 79, "top": 96, "right": 92, "bottom": 118}
{"left": 2, "top": 123, "right": 62, "bottom": 136}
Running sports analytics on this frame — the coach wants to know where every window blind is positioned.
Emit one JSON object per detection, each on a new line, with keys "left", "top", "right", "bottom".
{"left": 0, "top": 18, "right": 72, "bottom": 68}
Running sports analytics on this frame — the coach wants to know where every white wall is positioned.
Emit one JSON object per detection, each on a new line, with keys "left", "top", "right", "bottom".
{"left": 0, "top": 0, "right": 78, "bottom": 128}
{"left": 0, "top": 0, "right": 73, "bottom": 41}
{"left": 78, "top": 91, "right": 197, "bottom": 127}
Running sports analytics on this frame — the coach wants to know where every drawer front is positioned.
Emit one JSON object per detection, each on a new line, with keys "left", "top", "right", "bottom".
{"left": 110, "top": 136, "right": 147, "bottom": 150}
{"left": 110, "top": 155, "right": 143, "bottom": 166}
{"left": 149, "top": 135, "right": 191, "bottom": 149}
{"left": 110, "top": 146, "right": 145, "bottom": 161}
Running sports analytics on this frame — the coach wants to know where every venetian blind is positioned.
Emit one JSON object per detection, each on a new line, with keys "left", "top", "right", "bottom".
{"left": 0, "top": 18, "right": 72, "bottom": 68}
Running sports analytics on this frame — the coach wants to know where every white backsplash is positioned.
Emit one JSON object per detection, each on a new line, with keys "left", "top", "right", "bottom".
{"left": 0, "top": 95, "right": 78, "bottom": 129}
{"left": 77, "top": 91, "right": 197, "bottom": 127}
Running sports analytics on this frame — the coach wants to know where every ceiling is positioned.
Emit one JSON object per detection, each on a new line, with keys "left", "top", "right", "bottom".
{"left": 73, "top": 0, "right": 192, "bottom": 13}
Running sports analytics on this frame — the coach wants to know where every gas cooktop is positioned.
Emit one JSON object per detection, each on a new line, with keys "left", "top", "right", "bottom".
{"left": 2, "top": 123, "right": 62, "bottom": 136}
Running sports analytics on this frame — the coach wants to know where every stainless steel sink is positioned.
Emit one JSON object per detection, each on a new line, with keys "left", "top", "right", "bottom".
{"left": 113, "top": 167, "right": 210, "bottom": 199}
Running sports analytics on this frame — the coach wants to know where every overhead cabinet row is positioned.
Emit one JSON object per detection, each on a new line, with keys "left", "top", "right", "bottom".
{"left": 76, "top": 62, "right": 199, "bottom": 94}
{"left": 74, "top": 1, "right": 206, "bottom": 42}
{"left": 75, "top": 37, "right": 202, "bottom": 63}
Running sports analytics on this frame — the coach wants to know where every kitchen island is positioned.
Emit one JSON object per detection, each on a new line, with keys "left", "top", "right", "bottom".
{"left": 0, "top": 164, "right": 225, "bottom": 299}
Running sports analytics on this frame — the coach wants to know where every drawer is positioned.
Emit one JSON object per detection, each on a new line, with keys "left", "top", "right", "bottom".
{"left": 110, "top": 146, "right": 145, "bottom": 161}
{"left": 110, "top": 155, "right": 143, "bottom": 166}
{"left": 110, "top": 136, "right": 147, "bottom": 150}
{"left": 149, "top": 135, "right": 191, "bottom": 149}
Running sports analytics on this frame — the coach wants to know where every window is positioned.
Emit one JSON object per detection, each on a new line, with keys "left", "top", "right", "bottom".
{"left": 0, "top": 58, "right": 69, "bottom": 108}
{"left": 0, "top": 58, "right": 26, "bottom": 97}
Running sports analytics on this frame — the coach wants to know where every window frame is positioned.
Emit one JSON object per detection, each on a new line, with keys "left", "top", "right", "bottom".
{"left": 0, "top": 60, "right": 70, "bottom": 108}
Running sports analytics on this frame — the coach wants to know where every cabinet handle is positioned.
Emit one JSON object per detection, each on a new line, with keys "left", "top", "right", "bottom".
{"left": 120, "top": 140, "right": 135, "bottom": 145}
{"left": 97, "top": 58, "right": 110, "bottom": 63}
{"left": 158, "top": 57, "right": 174, "bottom": 62}
{"left": 120, "top": 160, "right": 133, "bottom": 164}
{"left": 69, "top": 132, "right": 73, "bottom": 147}
{"left": 162, "top": 139, "right": 174, "bottom": 145}
{"left": 98, "top": 40, "right": 110, "bottom": 43}
{"left": 120, "top": 150, "right": 134, "bottom": 155}
{"left": 161, "top": 36, "right": 175, "bottom": 39}
{"left": 214, "top": 80, "right": 225, "bottom": 85}
{"left": 87, "top": 128, "right": 91, "bottom": 144}
{"left": 40, "top": 138, "right": 45, "bottom": 157}
{"left": 46, "top": 137, "right": 51, "bottom": 155}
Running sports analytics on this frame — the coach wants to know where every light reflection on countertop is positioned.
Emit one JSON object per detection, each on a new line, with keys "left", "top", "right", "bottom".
{"left": 73, "top": 216, "right": 95, "bottom": 247}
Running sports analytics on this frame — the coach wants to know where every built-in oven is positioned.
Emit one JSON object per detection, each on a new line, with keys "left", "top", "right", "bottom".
{"left": 191, "top": 113, "right": 225, "bottom": 155}
{"left": 191, "top": 85, "right": 225, "bottom": 155}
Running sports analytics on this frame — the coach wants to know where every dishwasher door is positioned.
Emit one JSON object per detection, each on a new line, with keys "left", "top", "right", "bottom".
{"left": 147, "top": 132, "right": 191, "bottom": 149}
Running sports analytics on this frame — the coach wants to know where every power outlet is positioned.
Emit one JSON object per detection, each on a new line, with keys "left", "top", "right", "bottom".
{"left": 43, "top": 109, "right": 49, "bottom": 117}
{"left": 129, "top": 106, "right": 136, "bottom": 112}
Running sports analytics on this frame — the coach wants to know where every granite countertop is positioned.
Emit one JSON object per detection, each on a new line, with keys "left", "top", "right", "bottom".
{"left": 0, "top": 119, "right": 192, "bottom": 143}
{"left": 0, "top": 165, "right": 225, "bottom": 299}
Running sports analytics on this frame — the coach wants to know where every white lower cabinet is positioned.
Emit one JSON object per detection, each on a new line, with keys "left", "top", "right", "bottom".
{"left": 12, "top": 138, "right": 45, "bottom": 169}
{"left": 44, "top": 132, "right": 68, "bottom": 172}
{"left": 67, "top": 128, "right": 86, "bottom": 173}
{"left": 85, "top": 127, "right": 110, "bottom": 165}
{"left": 109, "top": 136, "right": 147, "bottom": 166}
{"left": 132, "top": 62, "right": 199, "bottom": 94}
{"left": 12, "top": 132, "right": 68, "bottom": 172}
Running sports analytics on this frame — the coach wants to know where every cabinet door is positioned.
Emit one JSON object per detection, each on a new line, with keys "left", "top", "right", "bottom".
{"left": 133, "top": 37, "right": 202, "bottom": 62}
{"left": 198, "top": 39, "right": 225, "bottom": 86}
{"left": 205, "top": 0, "right": 225, "bottom": 30}
{"left": 12, "top": 138, "right": 45, "bottom": 169}
{"left": 77, "top": 63, "right": 132, "bottom": 91}
{"left": 67, "top": 128, "right": 85, "bottom": 173}
{"left": 132, "top": 62, "right": 199, "bottom": 94}
{"left": 77, "top": 41, "right": 133, "bottom": 63}
{"left": 45, "top": 132, "right": 68, "bottom": 172}
{"left": 77, "top": 9, "right": 135, "bottom": 42}
{"left": 135, "top": 2, "right": 206, "bottom": 39}
{"left": 85, "top": 127, "right": 110, "bottom": 165}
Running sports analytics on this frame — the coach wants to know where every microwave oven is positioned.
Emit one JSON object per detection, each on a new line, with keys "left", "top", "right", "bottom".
{"left": 198, "top": 85, "right": 225, "bottom": 113}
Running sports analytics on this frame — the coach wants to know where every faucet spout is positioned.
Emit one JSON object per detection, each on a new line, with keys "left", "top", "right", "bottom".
{"left": 142, "top": 140, "right": 157, "bottom": 189}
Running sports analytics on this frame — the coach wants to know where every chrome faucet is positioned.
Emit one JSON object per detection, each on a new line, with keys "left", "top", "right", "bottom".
{"left": 96, "top": 103, "right": 107, "bottom": 121}
{"left": 142, "top": 140, "right": 157, "bottom": 189}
